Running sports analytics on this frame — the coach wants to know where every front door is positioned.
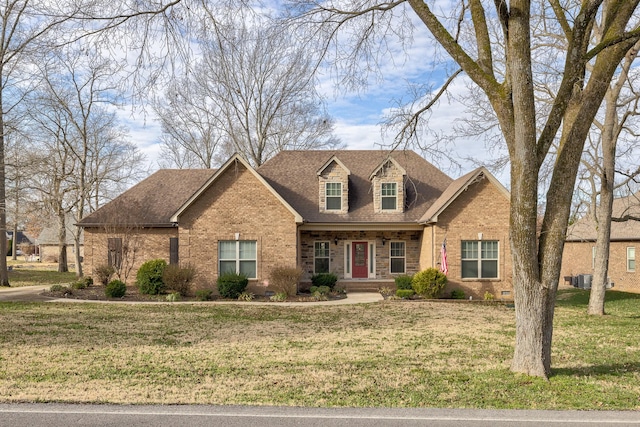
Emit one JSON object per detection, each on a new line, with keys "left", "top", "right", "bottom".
{"left": 352, "top": 242, "right": 368, "bottom": 278}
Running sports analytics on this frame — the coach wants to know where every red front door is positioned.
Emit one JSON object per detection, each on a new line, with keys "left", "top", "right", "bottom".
{"left": 352, "top": 242, "right": 368, "bottom": 278}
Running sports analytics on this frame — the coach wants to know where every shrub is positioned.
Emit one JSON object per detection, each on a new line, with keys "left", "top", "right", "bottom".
{"left": 136, "top": 259, "right": 168, "bottom": 295}
{"left": 71, "top": 280, "right": 88, "bottom": 290}
{"left": 309, "top": 286, "right": 318, "bottom": 294}
{"left": 396, "top": 289, "right": 415, "bottom": 299}
{"left": 394, "top": 275, "right": 414, "bottom": 290}
{"left": 166, "top": 292, "right": 181, "bottom": 302}
{"left": 451, "top": 289, "right": 466, "bottom": 299}
{"left": 105, "top": 280, "right": 126, "bottom": 298}
{"left": 484, "top": 291, "right": 495, "bottom": 301}
{"left": 412, "top": 268, "right": 447, "bottom": 298}
{"left": 195, "top": 289, "right": 213, "bottom": 301}
{"left": 269, "top": 266, "right": 303, "bottom": 297}
{"left": 163, "top": 264, "right": 196, "bottom": 296}
{"left": 311, "top": 272, "right": 338, "bottom": 290}
{"left": 270, "top": 292, "right": 288, "bottom": 302}
{"left": 49, "top": 284, "right": 66, "bottom": 293}
{"left": 83, "top": 277, "right": 94, "bottom": 287}
{"left": 316, "top": 285, "right": 330, "bottom": 295}
{"left": 94, "top": 264, "right": 115, "bottom": 286}
{"left": 217, "top": 272, "right": 249, "bottom": 299}
{"left": 379, "top": 287, "right": 394, "bottom": 298}
{"left": 238, "top": 292, "right": 255, "bottom": 302}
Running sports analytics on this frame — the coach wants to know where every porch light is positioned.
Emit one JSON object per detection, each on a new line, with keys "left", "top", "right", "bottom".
{"left": 382, "top": 237, "right": 386, "bottom": 246}
{"left": 334, "top": 237, "right": 339, "bottom": 245}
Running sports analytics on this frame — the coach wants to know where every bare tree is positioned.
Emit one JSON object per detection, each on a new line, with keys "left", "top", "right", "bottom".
{"left": 288, "top": 0, "right": 640, "bottom": 378}
{"left": 155, "top": 16, "right": 342, "bottom": 168}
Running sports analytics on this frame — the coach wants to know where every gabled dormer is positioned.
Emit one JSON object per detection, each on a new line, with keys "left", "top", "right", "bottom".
{"left": 369, "top": 157, "right": 406, "bottom": 213}
{"left": 317, "top": 156, "right": 350, "bottom": 213}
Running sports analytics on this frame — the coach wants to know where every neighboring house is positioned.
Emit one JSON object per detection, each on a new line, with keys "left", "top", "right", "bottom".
{"left": 562, "top": 193, "right": 640, "bottom": 293}
{"left": 79, "top": 150, "right": 513, "bottom": 298}
{"left": 6, "top": 231, "right": 35, "bottom": 255}
{"left": 36, "top": 216, "right": 84, "bottom": 262}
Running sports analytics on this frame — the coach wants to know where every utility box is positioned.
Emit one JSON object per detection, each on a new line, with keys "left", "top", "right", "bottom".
{"left": 578, "top": 274, "right": 593, "bottom": 290}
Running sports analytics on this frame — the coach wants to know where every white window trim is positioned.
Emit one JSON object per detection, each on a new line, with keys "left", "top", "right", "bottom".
{"left": 381, "top": 182, "right": 398, "bottom": 211}
{"left": 389, "top": 241, "right": 406, "bottom": 274}
{"left": 325, "top": 182, "right": 342, "bottom": 211}
{"left": 627, "top": 246, "right": 635, "bottom": 272}
{"left": 219, "top": 240, "right": 257, "bottom": 279}
{"left": 461, "top": 240, "right": 500, "bottom": 279}
{"left": 314, "top": 241, "right": 331, "bottom": 274}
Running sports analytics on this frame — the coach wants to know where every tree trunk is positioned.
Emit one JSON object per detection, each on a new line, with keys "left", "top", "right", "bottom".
{"left": 57, "top": 212, "right": 68, "bottom": 273}
{"left": 74, "top": 226, "right": 83, "bottom": 277}
{"left": 0, "top": 71, "right": 9, "bottom": 286}
{"left": 12, "top": 222, "right": 17, "bottom": 260}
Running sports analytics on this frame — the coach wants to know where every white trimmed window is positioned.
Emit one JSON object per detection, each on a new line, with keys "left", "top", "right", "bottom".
{"left": 325, "top": 182, "right": 342, "bottom": 210}
{"left": 390, "top": 241, "right": 406, "bottom": 273}
{"left": 219, "top": 240, "right": 257, "bottom": 278}
{"left": 461, "top": 240, "right": 499, "bottom": 279}
{"left": 381, "top": 183, "right": 397, "bottom": 210}
{"left": 627, "top": 247, "right": 635, "bottom": 272}
{"left": 314, "top": 241, "right": 330, "bottom": 273}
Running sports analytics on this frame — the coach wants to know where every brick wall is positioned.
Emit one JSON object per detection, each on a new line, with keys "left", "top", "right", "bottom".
{"left": 83, "top": 227, "right": 177, "bottom": 284}
{"left": 561, "top": 241, "right": 640, "bottom": 293}
{"left": 425, "top": 178, "right": 513, "bottom": 300}
{"left": 178, "top": 160, "right": 298, "bottom": 295}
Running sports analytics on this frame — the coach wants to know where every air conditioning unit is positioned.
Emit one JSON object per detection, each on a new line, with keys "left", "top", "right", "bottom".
{"left": 578, "top": 274, "right": 592, "bottom": 290}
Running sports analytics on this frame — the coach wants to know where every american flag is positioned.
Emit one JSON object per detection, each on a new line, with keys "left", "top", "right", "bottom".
{"left": 440, "top": 239, "right": 448, "bottom": 275}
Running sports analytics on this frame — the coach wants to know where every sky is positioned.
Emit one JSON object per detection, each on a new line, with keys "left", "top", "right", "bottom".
{"left": 115, "top": 3, "right": 511, "bottom": 188}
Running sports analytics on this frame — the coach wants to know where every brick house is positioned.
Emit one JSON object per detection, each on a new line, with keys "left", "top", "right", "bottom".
{"left": 561, "top": 193, "right": 640, "bottom": 293}
{"left": 79, "top": 150, "right": 513, "bottom": 298}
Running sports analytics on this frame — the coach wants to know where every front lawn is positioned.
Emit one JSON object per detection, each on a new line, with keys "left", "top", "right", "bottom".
{"left": 0, "top": 288, "right": 638, "bottom": 409}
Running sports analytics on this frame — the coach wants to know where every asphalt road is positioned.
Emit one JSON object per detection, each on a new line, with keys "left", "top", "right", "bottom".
{"left": 1, "top": 404, "right": 639, "bottom": 427}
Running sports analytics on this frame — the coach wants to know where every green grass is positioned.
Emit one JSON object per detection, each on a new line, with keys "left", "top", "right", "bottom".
{"left": 7, "top": 269, "right": 76, "bottom": 287}
{"left": 0, "top": 288, "right": 638, "bottom": 409}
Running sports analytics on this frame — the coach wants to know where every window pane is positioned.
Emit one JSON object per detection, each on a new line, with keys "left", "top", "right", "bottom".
{"left": 345, "top": 244, "right": 351, "bottom": 273}
{"left": 462, "top": 260, "right": 478, "bottom": 278}
{"left": 239, "top": 241, "right": 256, "bottom": 259}
{"left": 382, "top": 197, "right": 396, "bottom": 210}
{"left": 219, "top": 241, "right": 236, "bottom": 259}
{"left": 381, "top": 183, "right": 396, "bottom": 196}
{"left": 391, "top": 258, "right": 405, "bottom": 274}
{"left": 239, "top": 261, "right": 256, "bottom": 278}
{"left": 315, "top": 242, "right": 329, "bottom": 257}
{"left": 630, "top": 260, "right": 636, "bottom": 271}
{"left": 461, "top": 241, "right": 478, "bottom": 259}
{"left": 481, "top": 241, "right": 498, "bottom": 259}
{"left": 481, "top": 260, "right": 498, "bottom": 278}
{"left": 326, "top": 182, "right": 341, "bottom": 196}
{"left": 326, "top": 196, "right": 341, "bottom": 210}
{"left": 390, "top": 242, "right": 405, "bottom": 257}
{"left": 315, "top": 258, "right": 329, "bottom": 273}
{"left": 220, "top": 260, "right": 236, "bottom": 274}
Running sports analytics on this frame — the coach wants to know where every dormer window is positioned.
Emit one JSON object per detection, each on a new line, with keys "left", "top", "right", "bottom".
{"left": 325, "top": 182, "right": 342, "bottom": 210}
{"left": 381, "top": 183, "right": 397, "bottom": 210}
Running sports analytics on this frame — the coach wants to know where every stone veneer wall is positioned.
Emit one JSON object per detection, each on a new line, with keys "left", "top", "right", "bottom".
{"left": 318, "top": 161, "right": 349, "bottom": 214}
{"left": 371, "top": 161, "right": 405, "bottom": 213}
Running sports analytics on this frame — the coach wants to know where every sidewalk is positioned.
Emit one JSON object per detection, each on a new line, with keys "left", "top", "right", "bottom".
{"left": 0, "top": 285, "right": 383, "bottom": 305}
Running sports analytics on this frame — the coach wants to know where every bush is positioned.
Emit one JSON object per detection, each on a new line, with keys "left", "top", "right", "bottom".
{"left": 105, "top": 279, "right": 126, "bottom": 298}
{"left": 270, "top": 292, "right": 288, "bottom": 302}
{"left": 49, "top": 284, "right": 66, "bottom": 293}
{"left": 396, "top": 289, "right": 415, "bottom": 299}
{"left": 309, "top": 286, "right": 318, "bottom": 294}
{"left": 166, "top": 292, "right": 181, "bottom": 302}
{"left": 71, "top": 280, "right": 87, "bottom": 290}
{"left": 484, "top": 291, "right": 495, "bottom": 301}
{"left": 394, "top": 275, "right": 414, "bottom": 290}
{"left": 195, "top": 289, "right": 213, "bottom": 301}
{"left": 269, "top": 266, "right": 303, "bottom": 297}
{"left": 238, "top": 292, "right": 255, "bottom": 302}
{"left": 136, "top": 259, "right": 168, "bottom": 295}
{"left": 316, "top": 285, "right": 330, "bottom": 295}
{"left": 217, "top": 272, "right": 249, "bottom": 299}
{"left": 412, "top": 268, "right": 447, "bottom": 298}
{"left": 163, "top": 264, "right": 196, "bottom": 296}
{"left": 94, "top": 264, "right": 115, "bottom": 286}
{"left": 311, "top": 272, "right": 338, "bottom": 290}
{"left": 451, "top": 289, "right": 466, "bottom": 299}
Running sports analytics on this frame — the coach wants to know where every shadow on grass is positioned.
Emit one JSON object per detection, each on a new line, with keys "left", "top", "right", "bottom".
{"left": 556, "top": 288, "right": 640, "bottom": 308}
{"left": 552, "top": 361, "right": 640, "bottom": 378}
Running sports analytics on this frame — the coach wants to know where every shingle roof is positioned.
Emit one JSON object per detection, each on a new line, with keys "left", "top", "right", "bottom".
{"left": 36, "top": 215, "right": 83, "bottom": 245}
{"left": 256, "top": 150, "right": 453, "bottom": 223}
{"left": 567, "top": 193, "right": 640, "bottom": 241}
{"left": 78, "top": 169, "right": 217, "bottom": 227}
